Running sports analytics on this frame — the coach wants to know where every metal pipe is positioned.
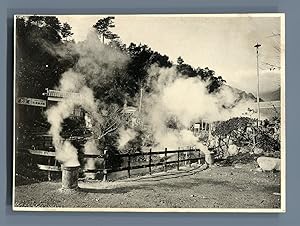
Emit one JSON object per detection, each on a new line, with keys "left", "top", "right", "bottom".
{"left": 61, "top": 166, "right": 79, "bottom": 190}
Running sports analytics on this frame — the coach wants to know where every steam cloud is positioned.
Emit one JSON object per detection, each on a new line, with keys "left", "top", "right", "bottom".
{"left": 46, "top": 30, "right": 255, "bottom": 165}
{"left": 46, "top": 75, "right": 98, "bottom": 167}
{"left": 46, "top": 31, "right": 128, "bottom": 167}
{"left": 118, "top": 127, "right": 137, "bottom": 150}
{"left": 142, "top": 66, "right": 255, "bottom": 150}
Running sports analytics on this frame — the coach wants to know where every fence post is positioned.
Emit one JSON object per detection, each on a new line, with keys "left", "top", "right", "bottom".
{"left": 185, "top": 150, "right": 188, "bottom": 165}
{"left": 47, "top": 157, "right": 51, "bottom": 181}
{"left": 149, "top": 148, "right": 152, "bottom": 175}
{"left": 164, "top": 148, "right": 167, "bottom": 172}
{"left": 128, "top": 155, "right": 131, "bottom": 178}
{"left": 102, "top": 149, "right": 108, "bottom": 182}
{"left": 177, "top": 148, "right": 180, "bottom": 171}
{"left": 189, "top": 148, "right": 192, "bottom": 167}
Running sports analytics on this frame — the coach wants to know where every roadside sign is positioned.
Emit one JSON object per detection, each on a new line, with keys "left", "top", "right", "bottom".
{"left": 28, "top": 149, "right": 56, "bottom": 157}
{"left": 16, "top": 97, "right": 46, "bottom": 107}
{"left": 37, "top": 164, "right": 61, "bottom": 171}
{"left": 43, "top": 89, "right": 81, "bottom": 99}
{"left": 43, "top": 89, "right": 82, "bottom": 102}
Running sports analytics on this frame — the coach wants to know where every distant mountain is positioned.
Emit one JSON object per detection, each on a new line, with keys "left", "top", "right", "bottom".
{"left": 260, "top": 88, "right": 280, "bottom": 101}
{"left": 223, "top": 85, "right": 280, "bottom": 120}
{"left": 224, "top": 84, "right": 259, "bottom": 103}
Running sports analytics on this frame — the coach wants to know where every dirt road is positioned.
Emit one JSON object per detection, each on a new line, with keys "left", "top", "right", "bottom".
{"left": 14, "top": 163, "right": 281, "bottom": 210}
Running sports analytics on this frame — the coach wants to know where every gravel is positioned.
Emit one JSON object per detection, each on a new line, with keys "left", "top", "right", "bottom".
{"left": 14, "top": 163, "right": 281, "bottom": 209}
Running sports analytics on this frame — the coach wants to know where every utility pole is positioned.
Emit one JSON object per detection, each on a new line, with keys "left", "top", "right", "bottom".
{"left": 254, "top": 43, "right": 262, "bottom": 127}
{"left": 139, "top": 87, "right": 143, "bottom": 113}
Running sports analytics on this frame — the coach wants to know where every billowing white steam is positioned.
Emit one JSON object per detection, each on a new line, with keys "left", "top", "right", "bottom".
{"left": 143, "top": 66, "right": 255, "bottom": 149}
{"left": 83, "top": 140, "right": 100, "bottom": 170}
{"left": 83, "top": 139, "right": 99, "bottom": 155}
{"left": 46, "top": 29, "right": 255, "bottom": 160}
{"left": 46, "top": 72, "right": 98, "bottom": 167}
{"left": 46, "top": 31, "right": 128, "bottom": 167}
{"left": 118, "top": 127, "right": 137, "bottom": 150}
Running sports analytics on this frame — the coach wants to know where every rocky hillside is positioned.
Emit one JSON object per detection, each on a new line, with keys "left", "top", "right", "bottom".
{"left": 223, "top": 84, "right": 259, "bottom": 103}
{"left": 260, "top": 88, "right": 280, "bottom": 101}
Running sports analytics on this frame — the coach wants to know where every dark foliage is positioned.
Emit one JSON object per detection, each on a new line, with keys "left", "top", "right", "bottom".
{"left": 125, "top": 43, "right": 172, "bottom": 99}
{"left": 213, "top": 117, "right": 254, "bottom": 137}
{"left": 212, "top": 117, "right": 280, "bottom": 157}
{"left": 176, "top": 57, "right": 226, "bottom": 93}
{"left": 16, "top": 16, "right": 76, "bottom": 98}
{"left": 93, "top": 16, "right": 119, "bottom": 43}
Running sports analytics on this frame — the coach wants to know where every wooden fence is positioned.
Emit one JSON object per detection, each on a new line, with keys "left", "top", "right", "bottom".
{"left": 101, "top": 147, "right": 204, "bottom": 179}
{"left": 19, "top": 147, "right": 205, "bottom": 180}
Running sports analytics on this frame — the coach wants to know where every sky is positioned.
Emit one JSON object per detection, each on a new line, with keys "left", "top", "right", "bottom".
{"left": 57, "top": 15, "right": 283, "bottom": 95}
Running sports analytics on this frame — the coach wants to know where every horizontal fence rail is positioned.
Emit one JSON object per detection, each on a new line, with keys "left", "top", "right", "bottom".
{"left": 18, "top": 147, "right": 206, "bottom": 180}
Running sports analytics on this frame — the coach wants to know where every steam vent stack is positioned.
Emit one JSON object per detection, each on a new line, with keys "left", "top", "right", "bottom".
{"left": 61, "top": 165, "right": 79, "bottom": 190}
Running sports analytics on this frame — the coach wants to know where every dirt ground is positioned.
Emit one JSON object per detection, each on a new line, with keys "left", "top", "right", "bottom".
{"left": 14, "top": 161, "right": 281, "bottom": 210}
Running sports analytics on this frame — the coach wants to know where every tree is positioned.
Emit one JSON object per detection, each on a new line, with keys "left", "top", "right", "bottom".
{"left": 108, "top": 38, "right": 127, "bottom": 51}
{"left": 60, "top": 22, "right": 74, "bottom": 41}
{"left": 177, "top": 56, "right": 184, "bottom": 65}
{"left": 206, "top": 75, "right": 226, "bottom": 93}
{"left": 16, "top": 16, "right": 77, "bottom": 98}
{"left": 15, "top": 16, "right": 77, "bottom": 127}
{"left": 99, "top": 105, "right": 126, "bottom": 140}
{"left": 125, "top": 43, "right": 172, "bottom": 98}
{"left": 93, "top": 16, "right": 119, "bottom": 43}
{"left": 175, "top": 58, "right": 226, "bottom": 93}
{"left": 212, "top": 117, "right": 280, "bottom": 158}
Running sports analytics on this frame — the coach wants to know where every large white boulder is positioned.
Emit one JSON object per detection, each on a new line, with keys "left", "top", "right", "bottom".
{"left": 227, "top": 144, "right": 239, "bottom": 156}
{"left": 257, "top": 157, "right": 281, "bottom": 171}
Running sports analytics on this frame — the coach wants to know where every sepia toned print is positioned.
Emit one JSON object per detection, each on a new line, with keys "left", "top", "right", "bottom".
{"left": 13, "top": 14, "right": 285, "bottom": 212}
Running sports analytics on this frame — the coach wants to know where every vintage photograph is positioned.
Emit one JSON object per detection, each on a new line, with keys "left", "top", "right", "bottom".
{"left": 13, "top": 14, "right": 285, "bottom": 212}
